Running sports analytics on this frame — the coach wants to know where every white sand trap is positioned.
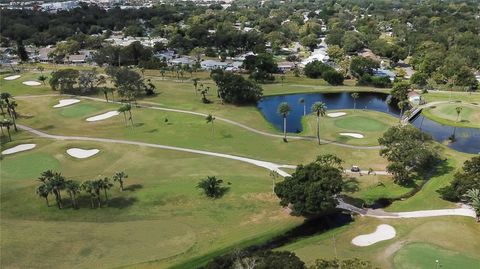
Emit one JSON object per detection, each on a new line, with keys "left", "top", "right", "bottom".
{"left": 1, "top": 144, "right": 36, "bottom": 155}
{"left": 66, "top": 148, "right": 99, "bottom": 159}
{"left": 340, "top": 132, "right": 364, "bottom": 138}
{"left": 86, "top": 111, "right": 120, "bottom": 122}
{"left": 352, "top": 224, "right": 396, "bottom": 246}
{"left": 22, "top": 81, "right": 42, "bottom": 86}
{"left": 4, "top": 75, "right": 21, "bottom": 80}
{"left": 53, "top": 99, "right": 81, "bottom": 108}
{"left": 327, "top": 112, "right": 347, "bottom": 118}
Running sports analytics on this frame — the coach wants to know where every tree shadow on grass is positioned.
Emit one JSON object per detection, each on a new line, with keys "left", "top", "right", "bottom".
{"left": 39, "top": 125, "right": 55, "bottom": 131}
{"left": 124, "top": 184, "right": 143, "bottom": 192}
{"left": 107, "top": 197, "right": 138, "bottom": 209}
{"left": 343, "top": 177, "right": 360, "bottom": 193}
{"left": 133, "top": 122, "right": 145, "bottom": 127}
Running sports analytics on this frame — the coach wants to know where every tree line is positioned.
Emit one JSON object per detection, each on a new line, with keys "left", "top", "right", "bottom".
{"left": 36, "top": 170, "right": 128, "bottom": 209}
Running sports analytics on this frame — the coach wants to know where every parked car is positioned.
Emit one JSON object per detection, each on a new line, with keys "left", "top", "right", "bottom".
{"left": 351, "top": 166, "right": 360, "bottom": 172}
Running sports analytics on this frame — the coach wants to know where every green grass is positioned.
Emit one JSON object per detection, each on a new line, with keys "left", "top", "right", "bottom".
{"left": 386, "top": 148, "right": 473, "bottom": 212}
{"left": 57, "top": 103, "right": 106, "bottom": 118}
{"left": 334, "top": 115, "right": 389, "bottom": 132}
{"left": 344, "top": 175, "right": 415, "bottom": 204}
{"left": 301, "top": 110, "right": 396, "bottom": 146}
{"left": 3, "top": 67, "right": 480, "bottom": 269}
{"left": 1, "top": 72, "right": 52, "bottom": 96}
{"left": 422, "top": 103, "right": 480, "bottom": 128}
{"left": 15, "top": 96, "right": 390, "bottom": 170}
{"left": 279, "top": 217, "right": 480, "bottom": 268}
{"left": 393, "top": 243, "right": 480, "bottom": 269}
{"left": 1, "top": 136, "right": 302, "bottom": 269}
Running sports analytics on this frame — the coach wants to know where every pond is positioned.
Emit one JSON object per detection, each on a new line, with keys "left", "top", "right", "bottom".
{"left": 257, "top": 92, "right": 480, "bottom": 154}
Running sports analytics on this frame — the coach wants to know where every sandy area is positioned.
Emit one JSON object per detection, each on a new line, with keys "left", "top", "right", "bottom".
{"left": 1, "top": 144, "right": 36, "bottom": 155}
{"left": 53, "top": 99, "right": 81, "bottom": 108}
{"left": 22, "top": 81, "right": 42, "bottom": 86}
{"left": 327, "top": 112, "right": 347, "bottom": 118}
{"left": 86, "top": 111, "right": 120, "bottom": 122}
{"left": 352, "top": 224, "right": 396, "bottom": 246}
{"left": 4, "top": 75, "right": 21, "bottom": 80}
{"left": 339, "top": 132, "right": 364, "bottom": 138}
{"left": 66, "top": 148, "right": 100, "bottom": 159}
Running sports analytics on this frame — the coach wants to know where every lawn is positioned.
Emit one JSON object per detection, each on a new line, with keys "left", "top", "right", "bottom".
{"left": 1, "top": 135, "right": 303, "bottom": 269}
{"left": 422, "top": 102, "right": 480, "bottom": 128}
{"left": 343, "top": 174, "right": 415, "bottom": 205}
{"left": 1, "top": 72, "right": 52, "bottom": 96}
{"left": 393, "top": 242, "right": 480, "bottom": 269}
{"left": 14, "top": 95, "right": 390, "bottom": 170}
{"left": 3, "top": 67, "right": 480, "bottom": 269}
{"left": 278, "top": 216, "right": 480, "bottom": 268}
{"left": 301, "top": 110, "right": 396, "bottom": 146}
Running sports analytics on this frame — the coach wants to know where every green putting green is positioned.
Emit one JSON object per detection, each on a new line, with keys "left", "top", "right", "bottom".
{"left": 57, "top": 103, "right": 105, "bottom": 118}
{"left": 422, "top": 103, "right": 480, "bottom": 128}
{"left": 334, "top": 116, "right": 389, "bottom": 132}
{"left": 1, "top": 152, "right": 60, "bottom": 180}
{"left": 393, "top": 242, "right": 480, "bottom": 269}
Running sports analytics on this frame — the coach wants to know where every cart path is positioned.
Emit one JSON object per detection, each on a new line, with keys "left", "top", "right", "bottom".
{"left": 17, "top": 124, "right": 476, "bottom": 219}
{"left": 16, "top": 94, "right": 382, "bottom": 150}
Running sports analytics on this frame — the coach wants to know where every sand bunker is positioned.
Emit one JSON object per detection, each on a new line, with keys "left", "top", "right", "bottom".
{"left": 1, "top": 144, "right": 36, "bottom": 155}
{"left": 352, "top": 224, "right": 396, "bottom": 246}
{"left": 340, "top": 132, "right": 364, "bottom": 138}
{"left": 53, "top": 99, "right": 81, "bottom": 108}
{"left": 4, "top": 75, "right": 21, "bottom": 80}
{"left": 327, "top": 112, "right": 347, "bottom": 118}
{"left": 22, "top": 81, "right": 42, "bottom": 86}
{"left": 66, "top": 148, "right": 100, "bottom": 159}
{"left": 86, "top": 111, "right": 120, "bottom": 122}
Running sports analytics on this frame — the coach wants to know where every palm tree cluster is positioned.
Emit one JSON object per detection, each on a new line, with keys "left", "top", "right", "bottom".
{"left": 35, "top": 170, "right": 128, "bottom": 209}
{"left": 464, "top": 188, "right": 480, "bottom": 222}
{"left": 0, "top": 92, "right": 18, "bottom": 142}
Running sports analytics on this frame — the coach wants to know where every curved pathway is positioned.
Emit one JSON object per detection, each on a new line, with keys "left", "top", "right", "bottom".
{"left": 17, "top": 124, "right": 476, "bottom": 219}
{"left": 16, "top": 94, "right": 381, "bottom": 150}
{"left": 337, "top": 199, "right": 476, "bottom": 219}
{"left": 17, "top": 124, "right": 294, "bottom": 177}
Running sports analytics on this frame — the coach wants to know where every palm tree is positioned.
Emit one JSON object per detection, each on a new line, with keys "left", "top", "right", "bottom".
{"left": 102, "top": 88, "right": 110, "bottom": 102}
{"left": 192, "top": 78, "right": 199, "bottom": 96}
{"left": 0, "top": 99, "right": 6, "bottom": 117}
{"left": 311, "top": 102, "right": 327, "bottom": 145}
{"left": 398, "top": 100, "right": 408, "bottom": 123}
{"left": 463, "top": 189, "right": 480, "bottom": 222}
{"left": 81, "top": 180, "right": 99, "bottom": 208}
{"left": 98, "top": 177, "right": 113, "bottom": 202}
{"left": 1, "top": 118, "right": 13, "bottom": 141}
{"left": 118, "top": 104, "right": 133, "bottom": 128}
{"left": 117, "top": 105, "right": 128, "bottom": 127}
{"left": 37, "top": 66, "right": 45, "bottom": 75}
{"left": 351, "top": 92, "right": 359, "bottom": 110}
{"left": 38, "top": 75, "right": 47, "bottom": 85}
{"left": 65, "top": 180, "right": 80, "bottom": 209}
{"left": 206, "top": 114, "right": 215, "bottom": 137}
{"left": 455, "top": 106, "right": 463, "bottom": 122}
{"left": 48, "top": 172, "right": 66, "bottom": 209}
{"left": 197, "top": 176, "right": 226, "bottom": 198}
{"left": 1, "top": 92, "right": 17, "bottom": 131}
{"left": 113, "top": 171, "right": 128, "bottom": 191}
{"left": 277, "top": 102, "right": 291, "bottom": 142}
{"left": 299, "top": 97, "right": 306, "bottom": 116}
{"left": 36, "top": 184, "right": 51, "bottom": 207}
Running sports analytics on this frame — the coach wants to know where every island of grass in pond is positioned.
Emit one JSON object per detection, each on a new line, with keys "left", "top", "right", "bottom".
{"left": 422, "top": 103, "right": 480, "bottom": 128}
